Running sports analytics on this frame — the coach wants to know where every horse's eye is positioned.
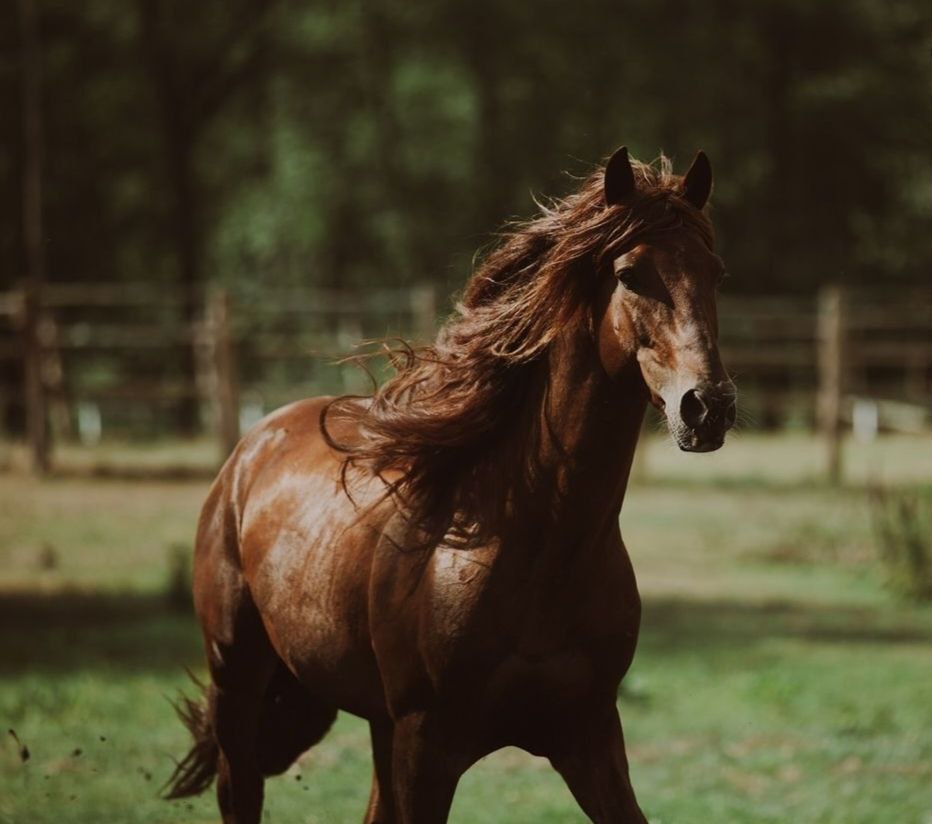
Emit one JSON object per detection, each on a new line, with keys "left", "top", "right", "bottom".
{"left": 616, "top": 266, "right": 642, "bottom": 291}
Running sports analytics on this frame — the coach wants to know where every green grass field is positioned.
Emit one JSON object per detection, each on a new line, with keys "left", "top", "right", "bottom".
{"left": 1, "top": 434, "right": 931, "bottom": 823}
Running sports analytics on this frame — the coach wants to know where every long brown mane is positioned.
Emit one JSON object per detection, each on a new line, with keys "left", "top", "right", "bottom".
{"left": 323, "top": 153, "right": 713, "bottom": 547}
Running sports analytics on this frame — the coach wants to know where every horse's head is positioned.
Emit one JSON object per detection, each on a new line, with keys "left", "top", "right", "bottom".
{"left": 597, "top": 147, "right": 736, "bottom": 452}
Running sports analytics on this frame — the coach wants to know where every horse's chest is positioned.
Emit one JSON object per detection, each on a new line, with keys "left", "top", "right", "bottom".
{"left": 372, "top": 538, "right": 640, "bottom": 726}
{"left": 424, "top": 545, "right": 640, "bottom": 685}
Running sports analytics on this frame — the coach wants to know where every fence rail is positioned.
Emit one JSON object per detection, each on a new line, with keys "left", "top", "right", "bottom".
{"left": 1, "top": 282, "right": 930, "bottom": 479}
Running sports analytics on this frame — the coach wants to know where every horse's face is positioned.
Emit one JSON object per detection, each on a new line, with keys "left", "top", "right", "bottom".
{"left": 598, "top": 148, "right": 736, "bottom": 452}
{"left": 604, "top": 235, "right": 735, "bottom": 452}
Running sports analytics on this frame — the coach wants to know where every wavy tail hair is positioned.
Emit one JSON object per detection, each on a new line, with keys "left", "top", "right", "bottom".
{"left": 162, "top": 676, "right": 218, "bottom": 799}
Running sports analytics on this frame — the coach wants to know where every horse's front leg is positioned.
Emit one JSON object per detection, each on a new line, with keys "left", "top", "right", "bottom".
{"left": 390, "top": 711, "right": 467, "bottom": 824}
{"left": 549, "top": 705, "right": 648, "bottom": 824}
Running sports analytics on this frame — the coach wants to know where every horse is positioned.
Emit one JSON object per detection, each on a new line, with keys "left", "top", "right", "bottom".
{"left": 165, "top": 145, "right": 736, "bottom": 823}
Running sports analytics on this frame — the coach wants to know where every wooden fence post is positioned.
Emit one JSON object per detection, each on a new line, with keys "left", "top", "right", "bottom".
{"left": 817, "top": 285, "right": 846, "bottom": 484}
{"left": 41, "top": 313, "right": 73, "bottom": 440}
{"left": 22, "top": 287, "right": 50, "bottom": 474}
{"left": 207, "top": 288, "right": 240, "bottom": 458}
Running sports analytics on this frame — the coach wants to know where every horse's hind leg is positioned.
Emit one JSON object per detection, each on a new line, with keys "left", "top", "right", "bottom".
{"left": 205, "top": 595, "right": 278, "bottom": 824}
{"left": 256, "top": 662, "right": 337, "bottom": 777}
{"left": 212, "top": 644, "right": 337, "bottom": 824}
{"left": 213, "top": 680, "right": 266, "bottom": 824}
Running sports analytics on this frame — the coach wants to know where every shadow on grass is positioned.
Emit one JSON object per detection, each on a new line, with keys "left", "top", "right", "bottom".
{"left": 640, "top": 596, "right": 932, "bottom": 657}
{"left": 633, "top": 475, "right": 932, "bottom": 496}
{"left": 46, "top": 464, "right": 216, "bottom": 481}
{"left": 0, "top": 590, "right": 203, "bottom": 675}
{"left": 2, "top": 589, "right": 929, "bottom": 676}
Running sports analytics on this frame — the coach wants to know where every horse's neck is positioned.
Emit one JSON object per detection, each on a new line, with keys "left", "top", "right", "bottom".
{"left": 528, "top": 328, "right": 647, "bottom": 548}
{"left": 488, "top": 328, "right": 646, "bottom": 636}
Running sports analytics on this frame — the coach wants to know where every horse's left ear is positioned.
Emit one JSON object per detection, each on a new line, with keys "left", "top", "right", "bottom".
{"left": 604, "top": 146, "right": 635, "bottom": 206}
{"left": 683, "top": 151, "right": 712, "bottom": 210}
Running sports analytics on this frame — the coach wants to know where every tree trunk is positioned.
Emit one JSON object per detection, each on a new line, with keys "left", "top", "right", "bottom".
{"left": 764, "top": 8, "right": 793, "bottom": 292}
{"left": 18, "top": 0, "right": 50, "bottom": 473}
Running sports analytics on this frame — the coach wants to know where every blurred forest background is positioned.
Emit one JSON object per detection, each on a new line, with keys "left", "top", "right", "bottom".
{"left": 4, "top": 0, "right": 931, "bottom": 295}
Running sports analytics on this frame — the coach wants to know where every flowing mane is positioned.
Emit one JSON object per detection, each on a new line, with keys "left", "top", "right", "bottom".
{"left": 323, "top": 153, "right": 713, "bottom": 547}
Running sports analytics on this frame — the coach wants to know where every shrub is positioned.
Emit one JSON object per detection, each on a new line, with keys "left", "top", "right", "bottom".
{"left": 869, "top": 486, "right": 932, "bottom": 601}
{"left": 165, "top": 543, "right": 193, "bottom": 611}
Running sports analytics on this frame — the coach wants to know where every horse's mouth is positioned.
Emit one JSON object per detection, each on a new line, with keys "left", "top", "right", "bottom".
{"left": 682, "top": 435, "right": 725, "bottom": 453}
{"left": 666, "top": 418, "right": 727, "bottom": 453}
{"left": 675, "top": 428, "right": 725, "bottom": 453}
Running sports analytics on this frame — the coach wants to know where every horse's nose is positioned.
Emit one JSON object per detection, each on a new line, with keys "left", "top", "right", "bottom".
{"left": 680, "top": 387, "right": 737, "bottom": 433}
{"left": 680, "top": 388, "right": 709, "bottom": 429}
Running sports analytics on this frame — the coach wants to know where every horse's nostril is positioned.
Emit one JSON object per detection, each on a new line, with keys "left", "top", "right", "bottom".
{"left": 680, "top": 389, "right": 709, "bottom": 429}
{"left": 724, "top": 401, "right": 737, "bottom": 429}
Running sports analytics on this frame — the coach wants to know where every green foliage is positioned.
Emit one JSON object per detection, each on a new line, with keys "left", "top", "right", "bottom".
{"left": 3, "top": 0, "right": 932, "bottom": 296}
{"left": 164, "top": 543, "right": 192, "bottom": 611}
{"left": 870, "top": 486, "right": 932, "bottom": 601}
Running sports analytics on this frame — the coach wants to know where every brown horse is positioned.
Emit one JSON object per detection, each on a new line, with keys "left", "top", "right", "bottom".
{"left": 165, "top": 146, "right": 735, "bottom": 823}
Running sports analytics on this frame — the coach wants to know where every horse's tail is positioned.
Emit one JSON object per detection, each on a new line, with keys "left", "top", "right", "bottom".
{"left": 163, "top": 675, "right": 218, "bottom": 799}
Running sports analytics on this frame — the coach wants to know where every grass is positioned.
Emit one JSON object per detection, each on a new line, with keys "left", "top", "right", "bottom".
{"left": 1, "top": 433, "right": 931, "bottom": 823}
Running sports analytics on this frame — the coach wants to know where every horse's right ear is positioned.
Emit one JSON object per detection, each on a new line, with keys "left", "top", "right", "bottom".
{"left": 604, "top": 146, "right": 635, "bottom": 206}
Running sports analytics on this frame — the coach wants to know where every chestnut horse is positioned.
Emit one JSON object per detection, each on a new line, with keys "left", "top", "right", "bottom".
{"left": 166, "top": 146, "right": 735, "bottom": 823}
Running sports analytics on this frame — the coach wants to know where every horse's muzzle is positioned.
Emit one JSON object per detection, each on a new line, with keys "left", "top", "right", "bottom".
{"left": 675, "top": 384, "right": 736, "bottom": 452}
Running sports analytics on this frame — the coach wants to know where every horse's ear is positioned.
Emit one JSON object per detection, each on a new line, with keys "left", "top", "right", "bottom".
{"left": 604, "top": 146, "right": 635, "bottom": 206}
{"left": 683, "top": 151, "right": 712, "bottom": 210}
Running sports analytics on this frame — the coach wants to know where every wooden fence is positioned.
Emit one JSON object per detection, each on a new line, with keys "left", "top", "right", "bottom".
{"left": 1, "top": 282, "right": 930, "bottom": 481}
{"left": 0, "top": 282, "right": 438, "bottom": 470}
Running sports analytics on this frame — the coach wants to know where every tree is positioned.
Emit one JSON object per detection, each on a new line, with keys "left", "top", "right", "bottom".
{"left": 136, "top": 0, "right": 277, "bottom": 431}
